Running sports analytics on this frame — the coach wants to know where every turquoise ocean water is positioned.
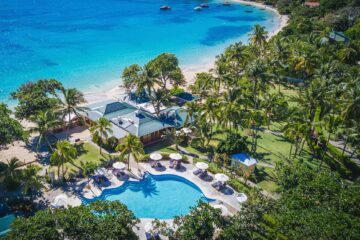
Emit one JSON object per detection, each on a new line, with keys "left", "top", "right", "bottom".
{"left": 0, "top": 0, "right": 280, "bottom": 103}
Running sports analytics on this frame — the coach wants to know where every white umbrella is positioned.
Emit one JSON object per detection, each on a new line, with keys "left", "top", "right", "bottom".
{"left": 150, "top": 153, "right": 162, "bottom": 161}
{"left": 144, "top": 222, "right": 153, "bottom": 233}
{"left": 213, "top": 204, "right": 229, "bottom": 216}
{"left": 182, "top": 128, "right": 192, "bottom": 134}
{"left": 169, "top": 153, "right": 182, "bottom": 161}
{"left": 195, "top": 162, "right": 209, "bottom": 170}
{"left": 51, "top": 194, "right": 68, "bottom": 208}
{"left": 215, "top": 173, "right": 229, "bottom": 182}
{"left": 112, "top": 162, "right": 126, "bottom": 170}
{"left": 237, "top": 193, "right": 248, "bottom": 203}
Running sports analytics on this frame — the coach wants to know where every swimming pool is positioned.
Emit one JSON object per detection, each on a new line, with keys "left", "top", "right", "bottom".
{"left": 81, "top": 173, "right": 214, "bottom": 219}
{"left": 0, "top": 0, "right": 280, "bottom": 103}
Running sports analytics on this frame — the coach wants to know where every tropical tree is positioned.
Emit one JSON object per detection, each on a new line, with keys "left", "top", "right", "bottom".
{"left": 261, "top": 92, "right": 288, "bottom": 130}
{"left": 58, "top": 88, "right": 87, "bottom": 139}
{"left": 115, "top": 134, "right": 144, "bottom": 170}
{"left": 21, "top": 165, "right": 44, "bottom": 198}
{"left": 121, "top": 64, "right": 143, "bottom": 93}
{"left": 150, "top": 88, "right": 171, "bottom": 116}
{"left": 90, "top": 117, "right": 113, "bottom": 154}
{"left": 188, "top": 72, "right": 214, "bottom": 100}
{"left": 249, "top": 24, "right": 268, "bottom": 49}
{"left": 10, "top": 79, "right": 63, "bottom": 120}
{"left": 162, "top": 128, "right": 181, "bottom": 150}
{"left": 0, "top": 157, "right": 22, "bottom": 190}
{"left": 79, "top": 161, "right": 97, "bottom": 188}
{"left": 7, "top": 201, "right": 139, "bottom": 240}
{"left": 30, "top": 110, "right": 60, "bottom": 151}
{"left": 183, "top": 101, "right": 199, "bottom": 126}
{"left": 146, "top": 53, "right": 185, "bottom": 89}
{"left": 50, "top": 140, "right": 77, "bottom": 180}
{"left": 0, "top": 104, "right": 28, "bottom": 148}
{"left": 153, "top": 201, "right": 222, "bottom": 240}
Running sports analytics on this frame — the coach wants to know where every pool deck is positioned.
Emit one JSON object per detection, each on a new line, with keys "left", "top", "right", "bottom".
{"left": 43, "top": 160, "right": 242, "bottom": 240}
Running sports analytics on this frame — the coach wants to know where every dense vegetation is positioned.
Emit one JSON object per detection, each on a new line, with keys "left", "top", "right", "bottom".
{"left": 4, "top": 201, "right": 139, "bottom": 240}
{"left": 0, "top": 0, "right": 359, "bottom": 239}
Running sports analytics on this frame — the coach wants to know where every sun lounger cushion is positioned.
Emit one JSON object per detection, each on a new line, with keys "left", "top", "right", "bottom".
{"left": 193, "top": 169, "right": 202, "bottom": 175}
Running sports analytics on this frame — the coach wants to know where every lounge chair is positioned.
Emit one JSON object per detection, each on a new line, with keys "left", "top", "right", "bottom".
{"left": 193, "top": 169, "right": 202, "bottom": 175}
{"left": 169, "top": 160, "right": 175, "bottom": 168}
{"left": 212, "top": 181, "right": 221, "bottom": 188}
{"left": 199, "top": 170, "right": 208, "bottom": 178}
{"left": 212, "top": 181, "right": 225, "bottom": 191}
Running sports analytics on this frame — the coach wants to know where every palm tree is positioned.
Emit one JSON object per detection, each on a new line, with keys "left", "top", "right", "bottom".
{"left": 79, "top": 161, "right": 97, "bottom": 188}
{"left": 150, "top": 88, "right": 170, "bottom": 116}
{"left": 162, "top": 128, "right": 182, "bottom": 150}
{"left": 0, "top": 158, "right": 22, "bottom": 189}
{"left": 50, "top": 140, "right": 77, "bottom": 180}
{"left": 245, "top": 59, "right": 267, "bottom": 110}
{"left": 21, "top": 165, "right": 44, "bottom": 198}
{"left": 58, "top": 88, "right": 88, "bottom": 139}
{"left": 30, "top": 110, "right": 61, "bottom": 151}
{"left": 183, "top": 101, "right": 199, "bottom": 126}
{"left": 90, "top": 117, "right": 113, "bottom": 154}
{"left": 189, "top": 72, "right": 214, "bottom": 100}
{"left": 115, "top": 134, "right": 144, "bottom": 170}
{"left": 249, "top": 24, "right": 268, "bottom": 47}
{"left": 218, "top": 88, "right": 243, "bottom": 135}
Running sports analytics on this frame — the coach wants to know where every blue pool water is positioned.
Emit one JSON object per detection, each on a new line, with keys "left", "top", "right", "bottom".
{"left": 0, "top": 0, "right": 280, "bottom": 103}
{"left": 82, "top": 173, "right": 214, "bottom": 219}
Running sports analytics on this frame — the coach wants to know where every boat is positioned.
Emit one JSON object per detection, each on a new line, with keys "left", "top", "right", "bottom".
{"left": 194, "top": 6, "right": 202, "bottom": 11}
{"left": 200, "top": 3, "right": 209, "bottom": 8}
{"left": 245, "top": 10, "right": 253, "bottom": 13}
{"left": 160, "top": 5, "right": 171, "bottom": 10}
{"left": 223, "top": 1, "right": 231, "bottom": 6}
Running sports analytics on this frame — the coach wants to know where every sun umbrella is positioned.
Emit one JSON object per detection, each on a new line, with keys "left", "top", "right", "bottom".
{"left": 182, "top": 128, "right": 192, "bottom": 134}
{"left": 215, "top": 173, "right": 229, "bottom": 182}
{"left": 195, "top": 162, "right": 209, "bottom": 170}
{"left": 150, "top": 153, "right": 162, "bottom": 161}
{"left": 213, "top": 204, "right": 229, "bottom": 216}
{"left": 236, "top": 193, "right": 248, "bottom": 203}
{"left": 112, "top": 162, "right": 126, "bottom": 170}
{"left": 169, "top": 153, "right": 182, "bottom": 161}
{"left": 51, "top": 194, "right": 68, "bottom": 208}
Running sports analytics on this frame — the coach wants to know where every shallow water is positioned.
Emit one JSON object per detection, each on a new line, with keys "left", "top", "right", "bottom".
{"left": 82, "top": 173, "right": 213, "bottom": 219}
{"left": 0, "top": 0, "right": 280, "bottom": 103}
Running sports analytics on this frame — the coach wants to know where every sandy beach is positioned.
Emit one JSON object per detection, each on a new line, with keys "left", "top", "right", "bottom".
{"left": 82, "top": 0, "right": 289, "bottom": 104}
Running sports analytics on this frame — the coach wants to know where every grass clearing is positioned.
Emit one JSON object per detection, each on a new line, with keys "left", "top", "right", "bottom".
{"left": 50, "top": 142, "right": 118, "bottom": 177}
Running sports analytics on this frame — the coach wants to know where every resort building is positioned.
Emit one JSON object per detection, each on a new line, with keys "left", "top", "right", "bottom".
{"left": 82, "top": 98, "right": 190, "bottom": 145}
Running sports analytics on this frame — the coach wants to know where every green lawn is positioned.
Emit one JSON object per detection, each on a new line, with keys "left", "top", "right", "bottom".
{"left": 50, "top": 142, "right": 118, "bottom": 178}
{"left": 144, "top": 141, "right": 177, "bottom": 154}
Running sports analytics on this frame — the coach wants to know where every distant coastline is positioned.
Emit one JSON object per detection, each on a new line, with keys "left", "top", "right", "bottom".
{"left": 83, "top": 0, "right": 288, "bottom": 105}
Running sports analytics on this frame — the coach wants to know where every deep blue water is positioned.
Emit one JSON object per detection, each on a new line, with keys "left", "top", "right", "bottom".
{"left": 82, "top": 173, "right": 214, "bottom": 219}
{"left": 0, "top": 0, "right": 280, "bottom": 103}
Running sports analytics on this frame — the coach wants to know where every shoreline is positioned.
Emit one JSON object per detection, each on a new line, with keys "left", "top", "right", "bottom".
{"left": 84, "top": 1, "right": 289, "bottom": 104}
